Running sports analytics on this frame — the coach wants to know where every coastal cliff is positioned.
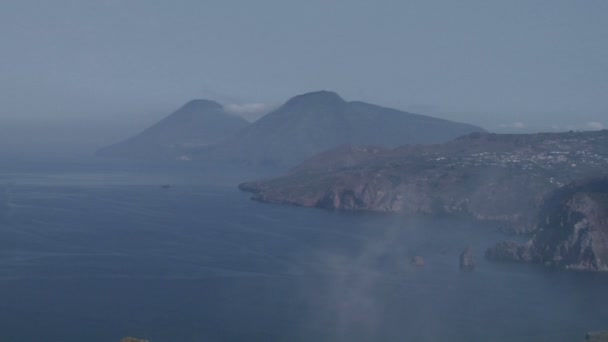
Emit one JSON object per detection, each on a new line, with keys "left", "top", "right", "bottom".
{"left": 240, "top": 130, "right": 608, "bottom": 233}
{"left": 486, "top": 177, "right": 608, "bottom": 271}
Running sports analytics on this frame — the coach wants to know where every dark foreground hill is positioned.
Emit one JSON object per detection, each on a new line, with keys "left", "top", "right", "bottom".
{"left": 201, "top": 90, "right": 484, "bottom": 166}
{"left": 97, "top": 100, "right": 250, "bottom": 159}
{"left": 240, "top": 130, "right": 608, "bottom": 234}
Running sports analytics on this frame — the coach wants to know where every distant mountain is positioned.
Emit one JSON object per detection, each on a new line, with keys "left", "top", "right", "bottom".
{"left": 240, "top": 130, "right": 608, "bottom": 233}
{"left": 97, "top": 100, "right": 250, "bottom": 159}
{"left": 199, "top": 91, "right": 484, "bottom": 166}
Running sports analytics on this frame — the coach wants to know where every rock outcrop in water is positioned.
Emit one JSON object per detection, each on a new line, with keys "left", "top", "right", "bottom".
{"left": 459, "top": 247, "right": 475, "bottom": 270}
{"left": 121, "top": 338, "right": 149, "bottom": 342}
{"left": 411, "top": 256, "right": 425, "bottom": 267}
{"left": 486, "top": 177, "right": 608, "bottom": 271}
{"left": 587, "top": 331, "right": 608, "bottom": 341}
{"left": 240, "top": 130, "right": 608, "bottom": 233}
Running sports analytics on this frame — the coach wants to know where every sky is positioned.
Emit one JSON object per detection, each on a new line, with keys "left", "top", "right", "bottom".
{"left": 1, "top": 0, "right": 607, "bottom": 138}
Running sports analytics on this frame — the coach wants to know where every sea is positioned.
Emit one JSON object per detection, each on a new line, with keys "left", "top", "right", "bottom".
{"left": 0, "top": 158, "right": 607, "bottom": 342}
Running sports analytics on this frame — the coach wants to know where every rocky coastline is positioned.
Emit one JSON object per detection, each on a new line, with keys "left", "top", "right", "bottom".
{"left": 240, "top": 130, "right": 608, "bottom": 234}
{"left": 486, "top": 177, "right": 608, "bottom": 271}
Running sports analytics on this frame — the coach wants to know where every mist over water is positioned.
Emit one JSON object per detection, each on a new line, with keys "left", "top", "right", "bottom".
{"left": 0, "top": 122, "right": 144, "bottom": 159}
{"left": 1, "top": 160, "right": 606, "bottom": 341}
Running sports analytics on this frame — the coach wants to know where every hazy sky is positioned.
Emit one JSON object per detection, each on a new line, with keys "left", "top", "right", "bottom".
{"left": 1, "top": 0, "right": 607, "bottom": 132}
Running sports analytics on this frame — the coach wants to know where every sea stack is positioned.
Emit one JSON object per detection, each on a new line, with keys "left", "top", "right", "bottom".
{"left": 460, "top": 247, "right": 475, "bottom": 271}
{"left": 411, "top": 256, "right": 425, "bottom": 267}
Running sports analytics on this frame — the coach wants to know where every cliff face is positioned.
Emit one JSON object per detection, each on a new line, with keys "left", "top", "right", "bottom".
{"left": 486, "top": 178, "right": 608, "bottom": 271}
{"left": 240, "top": 130, "right": 608, "bottom": 233}
{"left": 242, "top": 163, "right": 548, "bottom": 232}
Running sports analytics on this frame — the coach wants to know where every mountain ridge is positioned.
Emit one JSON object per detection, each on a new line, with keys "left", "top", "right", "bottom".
{"left": 97, "top": 90, "right": 485, "bottom": 164}
{"left": 196, "top": 90, "right": 485, "bottom": 166}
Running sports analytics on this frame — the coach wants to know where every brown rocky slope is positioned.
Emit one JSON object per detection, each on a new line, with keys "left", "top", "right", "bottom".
{"left": 240, "top": 130, "right": 608, "bottom": 233}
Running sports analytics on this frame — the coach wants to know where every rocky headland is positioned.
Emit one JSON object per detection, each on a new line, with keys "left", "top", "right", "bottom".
{"left": 240, "top": 130, "right": 608, "bottom": 234}
{"left": 486, "top": 177, "right": 608, "bottom": 271}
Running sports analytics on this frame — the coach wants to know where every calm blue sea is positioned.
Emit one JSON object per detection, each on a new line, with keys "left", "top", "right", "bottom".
{"left": 0, "top": 159, "right": 607, "bottom": 342}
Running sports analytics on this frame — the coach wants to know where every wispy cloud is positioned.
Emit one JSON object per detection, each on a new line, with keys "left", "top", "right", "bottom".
{"left": 223, "top": 103, "right": 275, "bottom": 121}
{"left": 498, "top": 122, "right": 525, "bottom": 130}
{"left": 586, "top": 121, "right": 604, "bottom": 130}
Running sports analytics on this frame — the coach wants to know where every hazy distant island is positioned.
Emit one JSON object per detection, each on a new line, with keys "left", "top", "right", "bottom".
{"left": 97, "top": 99, "right": 250, "bottom": 159}
{"left": 240, "top": 130, "right": 608, "bottom": 235}
{"left": 97, "top": 90, "right": 484, "bottom": 166}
